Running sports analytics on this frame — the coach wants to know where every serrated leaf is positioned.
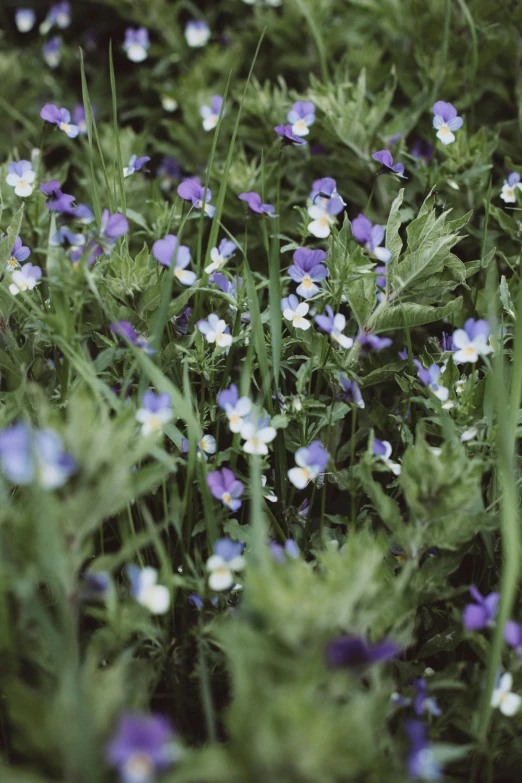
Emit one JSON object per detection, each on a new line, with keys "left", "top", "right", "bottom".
{"left": 370, "top": 298, "right": 462, "bottom": 333}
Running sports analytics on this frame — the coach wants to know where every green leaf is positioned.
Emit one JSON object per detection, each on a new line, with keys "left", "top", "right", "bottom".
{"left": 0, "top": 204, "right": 24, "bottom": 267}
{"left": 370, "top": 297, "right": 462, "bottom": 333}
{"left": 385, "top": 188, "right": 404, "bottom": 264}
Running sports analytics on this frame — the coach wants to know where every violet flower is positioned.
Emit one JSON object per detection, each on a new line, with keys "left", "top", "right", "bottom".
{"left": 6, "top": 160, "right": 36, "bottom": 197}
{"left": 413, "top": 360, "right": 448, "bottom": 401}
{"left": 463, "top": 586, "right": 499, "bottom": 630}
{"left": 282, "top": 295, "right": 311, "bottom": 330}
{"left": 238, "top": 191, "right": 276, "bottom": 217}
{"left": 287, "top": 440, "right": 329, "bottom": 489}
{"left": 0, "top": 422, "right": 75, "bottom": 489}
{"left": 177, "top": 179, "right": 215, "bottom": 217}
{"left": 152, "top": 234, "right": 196, "bottom": 285}
{"left": 9, "top": 263, "right": 42, "bottom": 295}
{"left": 200, "top": 95, "right": 225, "bottom": 132}
{"left": 6, "top": 236, "right": 31, "bottom": 271}
{"left": 205, "top": 238, "right": 236, "bottom": 274}
{"left": 274, "top": 124, "right": 307, "bottom": 146}
{"left": 174, "top": 307, "right": 191, "bottom": 336}
{"left": 314, "top": 306, "right": 353, "bottom": 349}
{"left": 339, "top": 375, "right": 364, "bottom": 408}
{"left": 157, "top": 157, "right": 181, "bottom": 191}
{"left": 411, "top": 139, "right": 434, "bottom": 167}
{"left": 501, "top": 172, "right": 522, "bottom": 204}
{"left": 432, "top": 101, "right": 463, "bottom": 146}
{"left": 136, "top": 392, "right": 173, "bottom": 437}
{"left": 270, "top": 539, "right": 299, "bottom": 564}
{"left": 207, "top": 468, "right": 244, "bottom": 511}
{"left": 106, "top": 713, "right": 177, "bottom": 783}
{"left": 452, "top": 319, "right": 492, "bottom": 363}
{"left": 123, "top": 27, "right": 150, "bottom": 62}
{"left": 288, "top": 248, "right": 328, "bottom": 299}
{"left": 351, "top": 213, "right": 391, "bottom": 263}
{"left": 505, "top": 621, "right": 522, "bottom": 656}
{"left": 15, "top": 9, "right": 35, "bottom": 33}
{"left": 123, "top": 154, "right": 151, "bottom": 178}
{"left": 185, "top": 20, "right": 210, "bottom": 48}
{"left": 72, "top": 105, "right": 89, "bottom": 135}
{"left": 358, "top": 333, "right": 392, "bottom": 351}
{"left": 40, "top": 180, "right": 76, "bottom": 214}
{"left": 43, "top": 2, "right": 71, "bottom": 31}
{"left": 307, "top": 197, "right": 344, "bottom": 238}
{"left": 406, "top": 720, "right": 441, "bottom": 780}
{"left": 217, "top": 384, "right": 252, "bottom": 433}
{"left": 88, "top": 209, "right": 129, "bottom": 265}
{"left": 206, "top": 538, "right": 245, "bottom": 591}
{"left": 373, "top": 439, "right": 401, "bottom": 475}
{"left": 40, "top": 103, "right": 79, "bottom": 138}
{"left": 413, "top": 679, "right": 442, "bottom": 717}
{"left": 43, "top": 37, "right": 61, "bottom": 68}
{"left": 372, "top": 149, "right": 406, "bottom": 178}
{"left": 287, "top": 101, "right": 315, "bottom": 137}
{"left": 309, "top": 177, "right": 344, "bottom": 207}
{"left": 110, "top": 321, "right": 155, "bottom": 355}
{"left": 326, "top": 634, "right": 399, "bottom": 669}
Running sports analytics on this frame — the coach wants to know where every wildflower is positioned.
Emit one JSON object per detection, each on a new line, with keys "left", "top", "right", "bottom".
{"left": 288, "top": 441, "right": 329, "bottom": 489}
{"left": 174, "top": 307, "right": 192, "bottom": 336}
{"left": 217, "top": 384, "right": 252, "bottom": 433}
{"left": 358, "top": 333, "right": 392, "bottom": 351}
{"left": 432, "top": 101, "right": 463, "bottom": 146}
{"left": 406, "top": 721, "right": 442, "bottom": 781}
{"left": 6, "top": 160, "right": 36, "bottom": 197}
{"left": 452, "top": 319, "right": 492, "bottom": 363}
{"left": 181, "top": 434, "right": 216, "bottom": 461}
{"left": 413, "top": 360, "right": 449, "bottom": 401}
{"left": 9, "top": 263, "right": 42, "bottom": 295}
{"left": 177, "top": 179, "right": 215, "bottom": 217}
{"left": 88, "top": 209, "right": 128, "bottom": 264}
{"left": 240, "top": 417, "right": 277, "bottom": 455}
{"left": 501, "top": 172, "right": 522, "bottom": 204}
{"left": 413, "top": 679, "right": 442, "bottom": 717}
{"left": 151, "top": 234, "right": 195, "bottom": 286}
{"left": 351, "top": 213, "right": 392, "bottom": 263}
{"left": 398, "top": 347, "right": 409, "bottom": 360}
{"left": 274, "top": 124, "right": 307, "bottom": 145}
{"left": 197, "top": 314, "right": 232, "bottom": 348}
{"left": 307, "top": 198, "right": 344, "bottom": 238}
{"left": 161, "top": 96, "right": 178, "bottom": 112}
{"left": 205, "top": 238, "right": 236, "bottom": 274}
{"left": 210, "top": 272, "right": 238, "bottom": 297}
{"left": 40, "top": 181, "right": 76, "bottom": 213}
{"left": 491, "top": 673, "right": 521, "bottom": 717}
{"left": 282, "top": 295, "right": 311, "bottom": 330}
{"left": 42, "top": 37, "right": 61, "bottom": 68}
{"left": 123, "top": 27, "right": 150, "bottom": 63}
{"left": 288, "top": 247, "right": 328, "bottom": 299}
{"left": 270, "top": 539, "right": 299, "bottom": 563}
{"left": 40, "top": 103, "right": 79, "bottom": 138}
{"left": 372, "top": 149, "right": 406, "bottom": 178}
{"left": 110, "top": 321, "right": 155, "bottom": 355}
{"left": 136, "top": 391, "right": 173, "bottom": 436}
{"left": 505, "top": 621, "right": 522, "bottom": 657}
{"left": 50, "top": 227, "right": 86, "bottom": 259}
{"left": 339, "top": 375, "right": 364, "bottom": 408}
{"left": 72, "top": 105, "right": 89, "bottom": 135}
{"left": 460, "top": 426, "right": 478, "bottom": 442}
{"left": 41, "top": 2, "right": 71, "bottom": 32}
{"left": 261, "top": 475, "right": 278, "bottom": 502}
{"left": 287, "top": 100, "right": 315, "bottom": 137}
{"left": 206, "top": 538, "right": 245, "bottom": 591}
{"left": 200, "top": 95, "right": 225, "bottom": 132}
{"left": 373, "top": 439, "right": 401, "bottom": 475}
{"left": 6, "top": 236, "right": 30, "bottom": 271}
{"left": 238, "top": 191, "right": 276, "bottom": 216}
{"left": 126, "top": 565, "right": 170, "bottom": 614}
{"left": 207, "top": 468, "right": 244, "bottom": 511}
{"left": 326, "top": 634, "right": 399, "bottom": 669}
{"left": 463, "top": 586, "right": 499, "bottom": 630}
{"left": 309, "top": 177, "right": 345, "bottom": 207}
{"left": 411, "top": 139, "right": 434, "bottom": 167}
{"left": 123, "top": 154, "right": 151, "bottom": 178}
{"left": 15, "top": 9, "right": 35, "bottom": 32}
{"left": 314, "top": 306, "right": 353, "bottom": 349}
{"left": 454, "top": 379, "right": 466, "bottom": 395}
{"left": 0, "top": 422, "right": 75, "bottom": 489}
{"left": 185, "top": 20, "right": 210, "bottom": 48}
{"left": 106, "top": 712, "right": 177, "bottom": 783}
{"left": 157, "top": 157, "right": 181, "bottom": 190}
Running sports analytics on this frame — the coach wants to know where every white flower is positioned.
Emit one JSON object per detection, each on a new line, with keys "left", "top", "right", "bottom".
{"left": 240, "top": 419, "right": 277, "bottom": 455}
{"left": 283, "top": 300, "right": 310, "bottom": 330}
{"left": 460, "top": 427, "right": 478, "bottom": 442}
{"left": 162, "top": 97, "right": 178, "bottom": 112}
{"left": 197, "top": 313, "right": 233, "bottom": 348}
{"left": 185, "top": 21, "right": 210, "bottom": 48}
{"left": 455, "top": 379, "right": 466, "bottom": 395}
{"left": 8, "top": 264, "right": 42, "bottom": 295}
{"left": 135, "top": 396, "right": 173, "bottom": 436}
{"left": 129, "top": 566, "right": 170, "bottom": 614}
{"left": 452, "top": 330, "right": 492, "bottom": 363}
{"left": 206, "top": 541, "right": 245, "bottom": 591}
{"left": 261, "top": 475, "right": 277, "bottom": 502}
{"left": 307, "top": 204, "right": 337, "bottom": 238}
{"left": 375, "top": 440, "right": 401, "bottom": 475}
{"left": 224, "top": 397, "right": 252, "bottom": 433}
{"left": 199, "top": 434, "right": 216, "bottom": 456}
{"left": 6, "top": 161, "right": 36, "bottom": 197}
{"left": 491, "top": 673, "right": 522, "bottom": 716}
{"left": 330, "top": 313, "right": 354, "bottom": 349}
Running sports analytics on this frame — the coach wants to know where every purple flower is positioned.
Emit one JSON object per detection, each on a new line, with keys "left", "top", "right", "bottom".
{"left": 157, "top": 157, "right": 181, "bottom": 190}
{"left": 398, "top": 347, "right": 409, "bottom": 360}
{"left": 214, "top": 538, "right": 244, "bottom": 562}
{"left": 410, "top": 139, "right": 434, "bottom": 167}
{"left": 6, "top": 160, "right": 36, "bottom": 198}
{"left": 452, "top": 318, "right": 492, "bottom": 363}
{"left": 314, "top": 306, "right": 353, "bottom": 349}
{"left": 351, "top": 213, "right": 391, "bottom": 263}
{"left": 40, "top": 103, "right": 79, "bottom": 138}
{"left": 205, "top": 238, "right": 236, "bottom": 274}
{"left": 72, "top": 105, "right": 89, "bottom": 135}
{"left": 82, "top": 571, "right": 110, "bottom": 599}
{"left": 309, "top": 177, "right": 343, "bottom": 205}
{"left": 87, "top": 209, "right": 129, "bottom": 265}
{"left": 200, "top": 95, "right": 225, "bottom": 132}
{"left": 373, "top": 439, "right": 401, "bottom": 475}
{"left": 238, "top": 192, "right": 276, "bottom": 217}
{"left": 185, "top": 20, "right": 210, "bottom": 48}
{"left": 406, "top": 721, "right": 441, "bottom": 780}
{"left": 463, "top": 586, "right": 499, "bottom": 630}
{"left": 152, "top": 234, "right": 196, "bottom": 285}
{"left": 440, "top": 332, "right": 455, "bottom": 353}
{"left": 124, "top": 27, "right": 150, "bottom": 62}
{"left": 339, "top": 375, "right": 364, "bottom": 408}
{"left": 413, "top": 679, "right": 442, "bottom": 717}
{"left": 173, "top": 307, "right": 191, "bottom": 336}
{"left": 412, "top": 360, "right": 448, "bottom": 401}
{"left": 40, "top": 180, "right": 77, "bottom": 213}
{"left": 177, "top": 179, "right": 215, "bottom": 218}
{"left": 371, "top": 149, "right": 407, "bottom": 178}
{"left": 106, "top": 713, "right": 177, "bottom": 783}
{"left": 432, "top": 101, "right": 463, "bottom": 146}
{"left": 501, "top": 172, "right": 522, "bottom": 203}
{"left": 8, "top": 263, "right": 43, "bottom": 295}
{"left": 288, "top": 440, "right": 329, "bottom": 489}
{"left": 207, "top": 468, "right": 244, "bottom": 512}
{"left": 274, "top": 124, "right": 308, "bottom": 146}
{"left": 358, "top": 333, "right": 392, "bottom": 351}
{"left": 15, "top": 9, "right": 36, "bottom": 33}
{"left": 110, "top": 321, "right": 155, "bottom": 355}
{"left": 288, "top": 248, "right": 328, "bottom": 299}
{"left": 6, "top": 236, "right": 30, "bottom": 271}
{"left": 217, "top": 384, "right": 252, "bottom": 432}
{"left": 136, "top": 392, "right": 173, "bottom": 436}
{"left": 43, "top": 37, "right": 61, "bottom": 68}
{"left": 270, "top": 539, "right": 299, "bottom": 564}
{"left": 47, "top": 2, "right": 71, "bottom": 28}
{"left": 287, "top": 101, "right": 315, "bottom": 137}
{"left": 505, "top": 620, "right": 522, "bottom": 654}
{"left": 123, "top": 154, "right": 151, "bottom": 178}
{"left": 326, "top": 634, "right": 399, "bottom": 669}
{"left": 0, "top": 422, "right": 75, "bottom": 489}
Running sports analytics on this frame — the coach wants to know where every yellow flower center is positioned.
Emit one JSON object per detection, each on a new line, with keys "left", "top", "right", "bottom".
{"left": 222, "top": 492, "right": 232, "bottom": 504}
{"left": 7, "top": 257, "right": 18, "bottom": 269}
{"left": 302, "top": 275, "right": 312, "bottom": 289}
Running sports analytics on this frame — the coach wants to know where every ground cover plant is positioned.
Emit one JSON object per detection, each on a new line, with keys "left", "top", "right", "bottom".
{"left": 2, "top": 0, "right": 522, "bottom": 780}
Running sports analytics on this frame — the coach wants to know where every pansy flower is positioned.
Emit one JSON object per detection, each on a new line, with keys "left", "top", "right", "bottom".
{"left": 413, "top": 678, "right": 442, "bottom": 717}
{"left": 238, "top": 191, "right": 276, "bottom": 217}
{"left": 452, "top": 318, "right": 492, "bottom": 363}
{"left": 206, "top": 538, "right": 245, "bottom": 591}
{"left": 6, "top": 160, "right": 36, "bottom": 197}
{"left": 106, "top": 713, "right": 177, "bottom": 783}
{"left": 371, "top": 149, "right": 406, "bottom": 178}
{"left": 351, "top": 213, "right": 391, "bottom": 263}
{"left": 270, "top": 539, "right": 299, "bottom": 563}
{"left": 136, "top": 391, "right": 173, "bottom": 436}
{"left": 5, "top": 236, "right": 30, "bottom": 271}
{"left": 41, "top": 2, "right": 71, "bottom": 31}
{"left": 126, "top": 565, "right": 170, "bottom": 614}
{"left": 413, "top": 360, "right": 449, "bottom": 401}
{"left": 287, "top": 100, "right": 315, "bottom": 137}
{"left": 15, "top": 9, "right": 35, "bottom": 32}
{"left": 161, "top": 96, "right": 178, "bottom": 113}
{"left": 181, "top": 433, "right": 216, "bottom": 461}
{"left": 326, "top": 634, "right": 399, "bottom": 669}
{"left": 123, "top": 154, "right": 151, "bottom": 178}
{"left": 432, "top": 101, "right": 463, "bottom": 146}
{"left": 152, "top": 234, "right": 196, "bottom": 285}
{"left": 501, "top": 172, "right": 522, "bottom": 204}
{"left": 40, "top": 103, "right": 79, "bottom": 138}
{"left": 307, "top": 198, "right": 344, "bottom": 239}
{"left": 288, "top": 441, "right": 329, "bottom": 489}
{"left": 281, "top": 295, "right": 311, "bottom": 330}
{"left": 9, "top": 263, "right": 42, "bottom": 295}
{"left": 200, "top": 95, "right": 225, "bottom": 132}
{"left": 88, "top": 209, "right": 128, "bottom": 264}
{"left": 110, "top": 321, "right": 155, "bottom": 355}
{"left": 185, "top": 20, "right": 210, "bottom": 48}
{"left": 40, "top": 181, "right": 76, "bottom": 213}
{"left": 406, "top": 721, "right": 442, "bottom": 781}
{"left": 288, "top": 247, "right": 328, "bottom": 299}
{"left": 410, "top": 139, "right": 434, "bottom": 167}
{"left": 309, "top": 177, "right": 345, "bottom": 208}
{"left": 123, "top": 27, "right": 150, "bottom": 62}
{"left": 42, "top": 36, "right": 61, "bottom": 68}
{"left": 157, "top": 157, "right": 181, "bottom": 191}
{"left": 373, "top": 439, "right": 401, "bottom": 475}
{"left": 240, "top": 416, "right": 277, "bottom": 455}
{"left": 463, "top": 586, "right": 499, "bottom": 630}
{"left": 197, "top": 314, "right": 232, "bottom": 348}
{"left": 358, "top": 333, "right": 392, "bottom": 351}
{"left": 207, "top": 468, "right": 244, "bottom": 511}
{"left": 274, "top": 125, "right": 307, "bottom": 146}
{"left": 339, "top": 375, "right": 364, "bottom": 408}
{"left": 491, "top": 673, "right": 521, "bottom": 717}
{"left": 177, "top": 179, "right": 215, "bottom": 217}
{"left": 50, "top": 227, "right": 86, "bottom": 262}
{"left": 314, "top": 306, "right": 353, "bottom": 349}
{"left": 72, "top": 105, "right": 89, "bottom": 135}
{"left": 217, "top": 384, "right": 252, "bottom": 433}
{"left": 205, "top": 238, "right": 236, "bottom": 274}
{"left": 505, "top": 621, "right": 522, "bottom": 659}
{"left": 0, "top": 422, "right": 75, "bottom": 489}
